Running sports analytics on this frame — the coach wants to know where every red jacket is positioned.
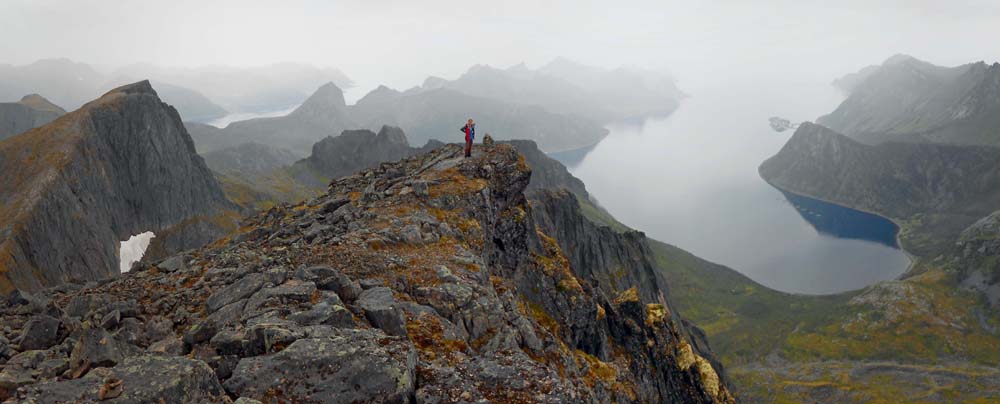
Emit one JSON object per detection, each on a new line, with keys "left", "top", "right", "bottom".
{"left": 460, "top": 123, "right": 475, "bottom": 142}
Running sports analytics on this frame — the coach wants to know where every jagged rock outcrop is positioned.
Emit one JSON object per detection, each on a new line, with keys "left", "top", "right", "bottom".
{"left": 0, "top": 94, "right": 65, "bottom": 140}
{"left": 0, "top": 81, "right": 235, "bottom": 293}
{"left": 819, "top": 55, "right": 1000, "bottom": 145}
{"left": 187, "top": 82, "right": 356, "bottom": 155}
{"left": 0, "top": 142, "right": 732, "bottom": 403}
{"left": 289, "top": 125, "right": 415, "bottom": 188}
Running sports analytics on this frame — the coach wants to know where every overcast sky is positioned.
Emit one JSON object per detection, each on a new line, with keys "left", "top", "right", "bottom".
{"left": 2, "top": 0, "right": 999, "bottom": 92}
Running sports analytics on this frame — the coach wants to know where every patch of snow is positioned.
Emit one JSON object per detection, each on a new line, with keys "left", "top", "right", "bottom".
{"left": 119, "top": 232, "right": 156, "bottom": 273}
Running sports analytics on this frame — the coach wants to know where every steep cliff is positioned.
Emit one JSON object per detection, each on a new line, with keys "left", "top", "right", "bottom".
{"left": 504, "top": 139, "right": 588, "bottom": 198}
{"left": 0, "top": 94, "right": 65, "bottom": 140}
{"left": 0, "top": 81, "right": 234, "bottom": 293}
{"left": 0, "top": 142, "right": 732, "bottom": 403}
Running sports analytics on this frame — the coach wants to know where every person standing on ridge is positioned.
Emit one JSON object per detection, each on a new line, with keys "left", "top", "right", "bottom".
{"left": 460, "top": 118, "right": 475, "bottom": 158}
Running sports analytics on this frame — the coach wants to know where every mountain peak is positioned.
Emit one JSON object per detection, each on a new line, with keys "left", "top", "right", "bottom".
{"left": 302, "top": 82, "right": 345, "bottom": 105}
{"left": 375, "top": 124, "right": 408, "bottom": 145}
{"left": 107, "top": 79, "right": 158, "bottom": 96}
{"left": 291, "top": 82, "right": 347, "bottom": 117}
{"left": 355, "top": 85, "right": 402, "bottom": 106}
{"left": 0, "top": 79, "right": 232, "bottom": 292}
{"left": 17, "top": 93, "right": 65, "bottom": 114}
{"left": 883, "top": 53, "right": 919, "bottom": 65}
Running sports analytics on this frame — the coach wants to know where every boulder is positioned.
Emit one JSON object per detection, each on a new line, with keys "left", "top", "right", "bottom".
{"left": 17, "top": 315, "right": 61, "bottom": 351}
{"left": 356, "top": 287, "right": 407, "bottom": 336}
{"left": 205, "top": 273, "right": 265, "bottom": 313}
{"left": 18, "top": 355, "right": 226, "bottom": 403}
{"left": 69, "top": 328, "right": 140, "bottom": 371}
{"left": 224, "top": 329, "right": 416, "bottom": 403}
{"left": 316, "top": 271, "right": 362, "bottom": 302}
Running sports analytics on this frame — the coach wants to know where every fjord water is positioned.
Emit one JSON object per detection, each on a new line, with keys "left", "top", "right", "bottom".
{"left": 567, "top": 78, "right": 911, "bottom": 295}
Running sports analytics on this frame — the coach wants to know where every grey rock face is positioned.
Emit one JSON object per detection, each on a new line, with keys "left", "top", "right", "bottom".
{"left": 224, "top": 331, "right": 416, "bottom": 403}
{"left": 0, "top": 80, "right": 235, "bottom": 293}
{"left": 530, "top": 189, "right": 669, "bottom": 305}
{"left": 0, "top": 94, "right": 65, "bottom": 141}
{"left": 356, "top": 287, "right": 408, "bottom": 337}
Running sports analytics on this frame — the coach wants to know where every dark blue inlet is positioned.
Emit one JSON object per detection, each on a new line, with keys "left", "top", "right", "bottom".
{"left": 779, "top": 190, "right": 900, "bottom": 248}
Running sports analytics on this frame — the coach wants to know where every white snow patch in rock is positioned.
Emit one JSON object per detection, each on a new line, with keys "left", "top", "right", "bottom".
{"left": 119, "top": 232, "right": 156, "bottom": 273}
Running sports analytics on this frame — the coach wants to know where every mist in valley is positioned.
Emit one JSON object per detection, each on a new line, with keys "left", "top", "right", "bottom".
{"left": 4, "top": 2, "right": 1000, "bottom": 402}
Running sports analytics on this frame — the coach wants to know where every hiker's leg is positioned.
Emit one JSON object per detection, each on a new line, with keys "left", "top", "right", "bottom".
{"left": 465, "top": 140, "right": 471, "bottom": 157}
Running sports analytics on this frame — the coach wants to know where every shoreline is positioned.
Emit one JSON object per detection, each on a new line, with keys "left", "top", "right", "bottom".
{"left": 757, "top": 173, "right": 917, "bottom": 279}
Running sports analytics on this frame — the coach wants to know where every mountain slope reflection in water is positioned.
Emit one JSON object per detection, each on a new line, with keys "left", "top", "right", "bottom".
{"left": 565, "top": 82, "right": 910, "bottom": 295}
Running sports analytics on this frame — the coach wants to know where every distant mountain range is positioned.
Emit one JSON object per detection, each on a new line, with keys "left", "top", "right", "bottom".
{"left": 183, "top": 58, "right": 683, "bottom": 155}
{"left": 0, "top": 58, "right": 353, "bottom": 122}
{"left": 110, "top": 62, "right": 353, "bottom": 113}
{"left": 820, "top": 54, "right": 1000, "bottom": 146}
{"left": 188, "top": 81, "right": 612, "bottom": 155}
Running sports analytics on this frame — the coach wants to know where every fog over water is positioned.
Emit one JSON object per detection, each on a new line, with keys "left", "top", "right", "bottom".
{"left": 569, "top": 73, "right": 911, "bottom": 294}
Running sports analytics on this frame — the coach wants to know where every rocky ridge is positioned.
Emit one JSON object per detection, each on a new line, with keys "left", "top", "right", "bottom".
{"left": 819, "top": 55, "right": 1000, "bottom": 145}
{"left": 0, "top": 81, "right": 235, "bottom": 293}
{"left": 0, "top": 140, "right": 732, "bottom": 403}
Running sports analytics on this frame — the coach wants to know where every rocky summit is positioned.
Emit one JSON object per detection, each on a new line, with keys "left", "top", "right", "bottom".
{"left": 0, "top": 81, "right": 234, "bottom": 293}
{"left": 0, "top": 140, "right": 732, "bottom": 403}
